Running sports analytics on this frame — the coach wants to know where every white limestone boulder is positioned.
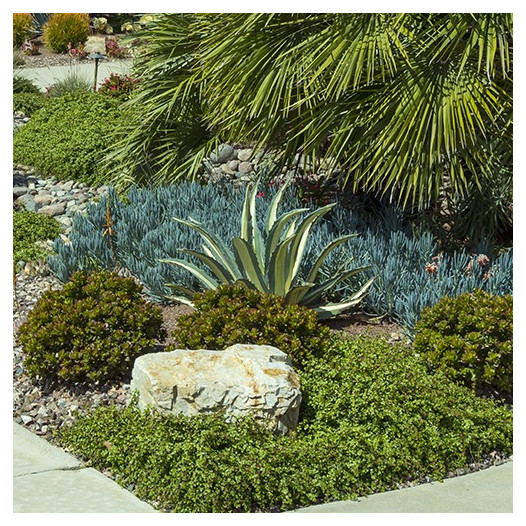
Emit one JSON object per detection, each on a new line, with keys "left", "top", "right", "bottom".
{"left": 130, "top": 344, "right": 302, "bottom": 435}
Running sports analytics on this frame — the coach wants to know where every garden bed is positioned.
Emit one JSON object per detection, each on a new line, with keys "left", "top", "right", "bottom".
{"left": 12, "top": 13, "right": 513, "bottom": 512}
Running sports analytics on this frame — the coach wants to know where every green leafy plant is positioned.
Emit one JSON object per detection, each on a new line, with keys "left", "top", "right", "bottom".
{"left": 413, "top": 290, "right": 513, "bottom": 398}
{"left": 42, "top": 13, "right": 91, "bottom": 54}
{"left": 13, "top": 210, "right": 61, "bottom": 264}
{"left": 13, "top": 13, "right": 34, "bottom": 48}
{"left": 13, "top": 73, "right": 41, "bottom": 95}
{"left": 18, "top": 270, "right": 165, "bottom": 384}
{"left": 58, "top": 334, "right": 513, "bottom": 513}
{"left": 161, "top": 181, "right": 374, "bottom": 319}
{"left": 13, "top": 92, "right": 45, "bottom": 115}
{"left": 13, "top": 91, "right": 121, "bottom": 185}
{"left": 173, "top": 283, "right": 332, "bottom": 369}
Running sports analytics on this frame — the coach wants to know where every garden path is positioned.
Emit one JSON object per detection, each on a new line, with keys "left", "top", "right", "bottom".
{"left": 16, "top": 60, "right": 132, "bottom": 91}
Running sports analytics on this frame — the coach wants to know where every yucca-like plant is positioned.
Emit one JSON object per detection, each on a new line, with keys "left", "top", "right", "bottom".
{"left": 160, "top": 181, "right": 374, "bottom": 319}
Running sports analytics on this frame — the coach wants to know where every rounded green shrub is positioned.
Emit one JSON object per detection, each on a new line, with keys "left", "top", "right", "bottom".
{"left": 18, "top": 270, "right": 166, "bottom": 384}
{"left": 13, "top": 210, "right": 61, "bottom": 264}
{"left": 42, "top": 13, "right": 91, "bottom": 54}
{"left": 13, "top": 75, "right": 41, "bottom": 94}
{"left": 172, "top": 283, "right": 332, "bottom": 369}
{"left": 13, "top": 92, "right": 46, "bottom": 115}
{"left": 13, "top": 91, "right": 121, "bottom": 185}
{"left": 13, "top": 13, "right": 34, "bottom": 48}
{"left": 413, "top": 290, "right": 513, "bottom": 397}
{"left": 58, "top": 335, "right": 513, "bottom": 513}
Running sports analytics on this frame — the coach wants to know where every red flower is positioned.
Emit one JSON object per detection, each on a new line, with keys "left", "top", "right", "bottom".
{"left": 477, "top": 254, "right": 490, "bottom": 267}
{"left": 425, "top": 263, "right": 438, "bottom": 275}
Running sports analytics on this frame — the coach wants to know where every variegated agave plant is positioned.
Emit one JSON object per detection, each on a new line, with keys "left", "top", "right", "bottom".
{"left": 160, "top": 181, "right": 374, "bottom": 319}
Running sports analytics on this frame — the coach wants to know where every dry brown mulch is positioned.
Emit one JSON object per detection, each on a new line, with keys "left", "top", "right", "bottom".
{"left": 159, "top": 303, "right": 406, "bottom": 349}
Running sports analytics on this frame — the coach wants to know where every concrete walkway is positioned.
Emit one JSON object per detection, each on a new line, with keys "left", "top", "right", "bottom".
{"left": 15, "top": 60, "right": 132, "bottom": 91}
{"left": 13, "top": 421, "right": 512, "bottom": 513}
{"left": 13, "top": 422, "right": 156, "bottom": 513}
{"left": 291, "top": 461, "right": 513, "bottom": 513}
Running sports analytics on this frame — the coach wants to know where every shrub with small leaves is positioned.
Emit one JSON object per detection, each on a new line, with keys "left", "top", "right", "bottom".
{"left": 413, "top": 290, "right": 513, "bottom": 398}
{"left": 18, "top": 270, "right": 166, "bottom": 384}
{"left": 13, "top": 13, "right": 34, "bottom": 48}
{"left": 13, "top": 209, "right": 61, "bottom": 264}
{"left": 172, "top": 283, "right": 332, "bottom": 369}
{"left": 13, "top": 92, "right": 46, "bottom": 116}
{"left": 43, "top": 13, "right": 91, "bottom": 54}
{"left": 58, "top": 335, "right": 513, "bottom": 513}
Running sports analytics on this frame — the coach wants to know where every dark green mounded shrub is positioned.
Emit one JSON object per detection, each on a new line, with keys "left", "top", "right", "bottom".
{"left": 57, "top": 335, "right": 513, "bottom": 513}
{"left": 13, "top": 74, "right": 41, "bottom": 94}
{"left": 172, "top": 283, "right": 332, "bottom": 369}
{"left": 13, "top": 210, "right": 61, "bottom": 264}
{"left": 18, "top": 270, "right": 166, "bottom": 384}
{"left": 13, "top": 92, "right": 46, "bottom": 116}
{"left": 413, "top": 290, "right": 513, "bottom": 398}
{"left": 48, "top": 183, "right": 513, "bottom": 332}
{"left": 13, "top": 91, "right": 121, "bottom": 185}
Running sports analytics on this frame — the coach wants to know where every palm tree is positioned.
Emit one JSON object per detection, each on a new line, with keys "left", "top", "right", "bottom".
{"left": 106, "top": 13, "right": 512, "bottom": 215}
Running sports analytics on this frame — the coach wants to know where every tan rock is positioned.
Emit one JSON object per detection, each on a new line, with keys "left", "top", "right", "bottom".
{"left": 130, "top": 344, "right": 302, "bottom": 435}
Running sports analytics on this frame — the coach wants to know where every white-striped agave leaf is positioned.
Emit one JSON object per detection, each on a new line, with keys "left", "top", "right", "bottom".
{"left": 160, "top": 180, "right": 374, "bottom": 317}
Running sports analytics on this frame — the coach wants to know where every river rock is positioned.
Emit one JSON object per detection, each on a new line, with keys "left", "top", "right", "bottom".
{"left": 38, "top": 203, "right": 66, "bottom": 217}
{"left": 237, "top": 148, "right": 253, "bottom": 162}
{"left": 238, "top": 161, "right": 253, "bottom": 174}
{"left": 13, "top": 186, "right": 29, "bottom": 198}
{"left": 33, "top": 194, "right": 53, "bottom": 206}
{"left": 130, "top": 344, "right": 302, "bottom": 435}
{"left": 15, "top": 194, "right": 38, "bottom": 212}
{"left": 209, "top": 143, "right": 235, "bottom": 164}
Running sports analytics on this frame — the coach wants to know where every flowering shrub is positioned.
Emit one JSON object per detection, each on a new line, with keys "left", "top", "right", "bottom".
{"left": 105, "top": 37, "right": 129, "bottom": 58}
{"left": 13, "top": 13, "right": 34, "bottom": 48}
{"left": 98, "top": 73, "right": 139, "bottom": 100}
{"left": 43, "top": 13, "right": 90, "bottom": 54}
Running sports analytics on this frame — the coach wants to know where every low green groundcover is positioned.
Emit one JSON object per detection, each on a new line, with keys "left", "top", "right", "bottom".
{"left": 13, "top": 91, "right": 121, "bottom": 186}
{"left": 58, "top": 335, "right": 513, "bottom": 513}
{"left": 13, "top": 209, "right": 61, "bottom": 265}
